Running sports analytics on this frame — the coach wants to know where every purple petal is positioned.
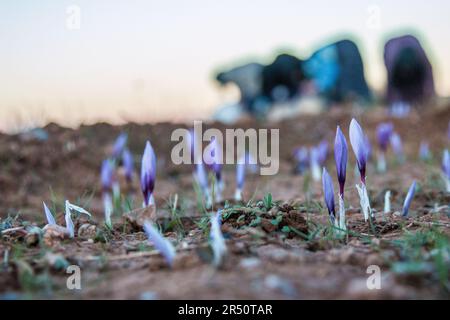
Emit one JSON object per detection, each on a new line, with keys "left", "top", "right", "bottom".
{"left": 143, "top": 221, "right": 176, "bottom": 267}
{"left": 236, "top": 155, "right": 246, "bottom": 189}
{"left": 204, "top": 137, "right": 222, "bottom": 175}
{"left": 376, "top": 123, "right": 393, "bottom": 151}
{"left": 140, "top": 141, "right": 157, "bottom": 206}
{"left": 101, "top": 159, "right": 114, "bottom": 191}
{"left": 349, "top": 119, "right": 367, "bottom": 182}
{"left": 122, "top": 149, "right": 134, "bottom": 182}
{"left": 112, "top": 133, "right": 128, "bottom": 158}
{"left": 322, "top": 167, "right": 335, "bottom": 219}
{"left": 293, "top": 147, "right": 309, "bottom": 174}
{"left": 317, "top": 140, "right": 328, "bottom": 165}
{"left": 443, "top": 150, "right": 450, "bottom": 178}
{"left": 334, "top": 126, "right": 348, "bottom": 195}
{"left": 43, "top": 202, "right": 56, "bottom": 225}
{"left": 402, "top": 181, "right": 417, "bottom": 217}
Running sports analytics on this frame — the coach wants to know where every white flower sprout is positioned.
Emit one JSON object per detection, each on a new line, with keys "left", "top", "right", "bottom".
{"left": 210, "top": 211, "right": 227, "bottom": 267}
{"left": 384, "top": 190, "right": 391, "bottom": 214}
{"left": 143, "top": 221, "right": 176, "bottom": 267}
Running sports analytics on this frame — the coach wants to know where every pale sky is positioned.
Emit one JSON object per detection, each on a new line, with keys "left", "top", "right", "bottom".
{"left": 0, "top": 0, "right": 449, "bottom": 132}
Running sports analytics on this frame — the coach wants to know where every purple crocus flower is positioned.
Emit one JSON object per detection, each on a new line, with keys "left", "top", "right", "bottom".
{"left": 322, "top": 167, "right": 335, "bottom": 222}
{"left": 334, "top": 126, "right": 348, "bottom": 196}
{"left": 236, "top": 155, "right": 246, "bottom": 190}
{"left": 293, "top": 147, "right": 309, "bottom": 174}
{"left": 402, "top": 181, "right": 417, "bottom": 217}
{"left": 376, "top": 123, "right": 393, "bottom": 152}
{"left": 141, "top": 141, "right": 157, "bottom": 206}
{"left": 112, "top": 133, "right": 128, "bottom": 158}
{"left": 101, "top": 159, "right": 114, "bottom": 192}
{"left": 195, "top": 161, "right": 209, "bottom": 191}
{"left": 205, "top": 137, "right": 222, "bottom": 178}
{"left": 143, "top": 221, "right": 176, "bottom": 267}
{"left": 443, "top": 149, "right": 450, "bottom": 178}
{"left": 390, "top": 132, "right": 404, "bottom": 160}
{"left": 419, "top": 141, "right": 431, "bottom": 161}
{"left": 122, "top": 149, "right": 134, "bottom": 183}
{"left": 349, "top": 119, "right": 368, "bottom": 183}
{"left": 317, "top": 140, "right": 328, "bottom": 165}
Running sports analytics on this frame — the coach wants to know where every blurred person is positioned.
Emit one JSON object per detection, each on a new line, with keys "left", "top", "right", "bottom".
{"left": 384, "top": 35, "right": 435, "bottom": 108}
{"left": 303, "top": 39, "right": 371, "bottom": 105}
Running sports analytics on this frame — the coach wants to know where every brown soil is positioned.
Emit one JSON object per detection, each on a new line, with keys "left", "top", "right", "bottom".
{"left": 0, "top": 105, "right": 449, "bottom": 299}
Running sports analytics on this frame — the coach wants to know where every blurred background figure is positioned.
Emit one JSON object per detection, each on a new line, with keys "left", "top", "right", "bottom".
{"left": 384, "top": 35, "right": 435, "bottom": 109}
{"left": 304, "top": 39, "right": 371, "bottom": 105}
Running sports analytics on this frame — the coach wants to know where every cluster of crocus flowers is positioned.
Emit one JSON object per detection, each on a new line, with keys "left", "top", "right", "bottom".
{"left": 442, "top": 150, "right": 450, "bottom": 192}
{"left": 101, "top": 159, "right": 115, "bottom": 228}
{"left": 141, "top": 141, "right": 157, "bottom": 207}
{"left": 143, "top": 221, "right": 176, "bottom": 267}
{"left": 376, "top": 122, "right": 393, "bottom": 172}
{"left": 43, "top": 200, "right": 91, "bottom": 238}
{"left": 349, "top": 119, "right": 372, "bottom": 221}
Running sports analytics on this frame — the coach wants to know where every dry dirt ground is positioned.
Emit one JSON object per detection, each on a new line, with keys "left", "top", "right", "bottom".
{"left": 0, "top": 105, "right": 449, "bottom": 299}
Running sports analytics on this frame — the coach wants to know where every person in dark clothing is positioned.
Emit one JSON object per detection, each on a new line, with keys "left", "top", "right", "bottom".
{"left": 303, "top": 39, "right": 371, "bottom": 104}
{"left": 384, "top": 35, "right": 435, "bottom": 106}
{"left": 261, "top": 53, "right": 305, "bottom": 104}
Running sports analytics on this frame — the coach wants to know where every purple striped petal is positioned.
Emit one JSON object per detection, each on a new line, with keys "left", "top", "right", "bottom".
{"left": 143, "top": 221, "right": 176, "bottom": 267}
{"left": 140, "top": 141, "right": 157, "bottom": 206}
{"left": 349, "top": 119, "right": 368, "bottom": 183}
{"left": 322, "top": 167, "right": 335, "bottom": 220}
{"left": 402, "top": 181, "right": 417, "bottom": 217}
{"left": 334, "top": 126, "right": 348, "bottom": 195}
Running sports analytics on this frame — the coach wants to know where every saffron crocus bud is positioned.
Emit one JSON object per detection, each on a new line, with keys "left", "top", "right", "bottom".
{"left": 442, "top": 149, "right": 450, "bottom": 192}
{"left": 112, "top": 133, "right": 128, "bottom": 158}
{"left": 141, "top": 141, "right": 157, "bottom": 207}
{"left": 322, "top": 168, "right": 335, "bottom": 222}
{"left": 143, "top": 221, "right": 176, "bottom": 267}
{"left": 376, "top": 123, "right": 393, "bottom": 152}
{"left": 349, "top": 119, "right": 368, "bottom": 183}
{"left": 402, "top": 181, "right": 417, "bottom": 217}
{"left": 101, "top": 159, "right": 114, "bottom": 228}
{"left": 210, "top": 211, "right": 227, "bottom": 267}
{"left": 122, "top": 149, "right": 134, "bottom": 183}
{"left": 293, "top": 147, "right": 309, "bottom": 174}
{"left": 419, "top": 141, "right": 431, "bottom": 161}
{"left": 43, "top": 202, "right": 56, "bottom": 225}
{"left": 390, "top": 132, "right": 404, "bottom": 162}
{"left": 317, "top": 140, "right": 328, "bottom": 165}
{"left": 334, "top": 126, "right": 348, "bottom": 196}
{"left": 101, "top": 159, "right": 114, "bottom": 192}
